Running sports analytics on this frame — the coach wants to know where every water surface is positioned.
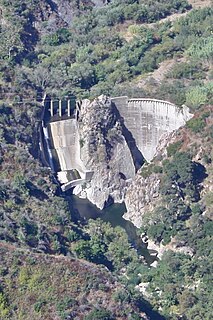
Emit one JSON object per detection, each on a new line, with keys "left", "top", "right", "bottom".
{"left": 69, "top": 195, "right": 156, "bottom": 264}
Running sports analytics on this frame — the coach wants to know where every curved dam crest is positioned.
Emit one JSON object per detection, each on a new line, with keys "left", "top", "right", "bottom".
{"left": 111, "top": 96, "right": 193, "bottom": 162}
{"left": 40, "top": 95, "right": 193, "bottom": 208}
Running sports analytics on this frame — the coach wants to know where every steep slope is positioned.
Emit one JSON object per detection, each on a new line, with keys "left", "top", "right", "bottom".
{"left": 124, "top": 106, "right": 213, "bottom": 229}
{"left": 0, "top": 243, "right": 147, "bottom": 320}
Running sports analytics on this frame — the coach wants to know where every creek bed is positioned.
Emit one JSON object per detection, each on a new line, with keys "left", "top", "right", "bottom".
{"left": 69, "top": 195, "right": 157, "bottom": 264}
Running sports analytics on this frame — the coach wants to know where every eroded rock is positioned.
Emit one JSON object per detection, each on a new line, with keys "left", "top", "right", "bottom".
{"left": 74, "top": 95, "right": 136, "bottom": 209}
{"left": 123, "top": 173, "right": 161, "bottom": 228}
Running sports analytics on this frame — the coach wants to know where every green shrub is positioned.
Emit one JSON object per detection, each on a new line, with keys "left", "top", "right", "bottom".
{"left": 210, "top": 125, "right": 213, "bottom": 139}
{"left": 147, "top": 223, "right": 165, "bottom": 242}
{"left": 0, "top": 292, "right": 9, "bottom": 319}
{"left": 186, "top": 117, "right": 206, "bottom": 133}
{"left": 140, "top": 167, "right": 152, "bottom": 178}
{"left": 34, "top": 298, "right": 46, "bottom": 313}
{"left": 190, "top": 204, "right": 202, "bottom": 215}
{"left": 186, "top": 86, "right": 207, "bottom": 109}
{"left": 167, "top": 141, "right": 182, "bottom": 157}
{"left": 56, "top": 297, "right": 76, "bottom": 318}
{"left": 141, "top": 164, "right": 162, "bottom": 178}
{"left": 112, "top": 289, "right": 131, "bottom": 303}
{"left": 84, "top": 308, "right": 115, "bottom": 320}
{"left": 204, "top": 221, "right": 213, "bottom": 236}
{"left": 187, "top": 36, "right": 213, "bottom": 61}
{"left": 79, "top": 138, "right": 85, "bottom": 148}
{"left": 204, "top": 192, "right": 213, "bottom": 206}
{"left": 153, "top": 165, "right": 163, "bottom": 174}
{"left": 167, "top": 62, "right": 205, "bottom": 80}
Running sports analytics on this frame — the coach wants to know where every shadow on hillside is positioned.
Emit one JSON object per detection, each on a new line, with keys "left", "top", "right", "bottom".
{"left": 194, "top": 162, "right": 208, "bottom": 184}
{"left": 27, "top": 182, "right": 49, "bottom": 200}
{"left": 137, "top": 297, "right": 166, "bottom": 320}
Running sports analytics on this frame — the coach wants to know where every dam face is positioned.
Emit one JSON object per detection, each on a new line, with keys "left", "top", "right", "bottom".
{"left": 49, "top": 119, "right": 84, "bottom": 173}
{"left": 111, "top": 96, "right": 193, "bottom": 162}
{"left": 41, "top": 99, "right": 93, "bottom": 191}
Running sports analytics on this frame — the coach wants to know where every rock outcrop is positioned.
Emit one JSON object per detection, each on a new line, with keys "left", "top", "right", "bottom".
{"left": 34, "top": 0, "right": 107, "bottom": 33}
{"left": 147, "top": 238, "right": 194, "bottom": 262}
{"left": 123, "top": 131, "right": 179, "bottom": 228}
{"left": 74, "top": 95, "right": 136, "bottom": 209}
{"left": 74, "top": 96, "right": 193, "bottom": 210}
{"left": 123, "top": 173, "right": 161, "bottom": 228}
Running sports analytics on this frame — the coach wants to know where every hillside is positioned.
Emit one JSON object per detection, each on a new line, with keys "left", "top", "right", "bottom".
{"left": 0, "top": 0, "right": 212, "bottom": 319}
{"left": 0, "top": 242, "right": 147, "bottom": 320}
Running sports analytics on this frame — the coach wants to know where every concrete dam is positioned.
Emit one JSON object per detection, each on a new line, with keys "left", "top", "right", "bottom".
{"left": 40, "top": 95, "right": 193, "bottom": 194}
{"left": 111, "top": 96, "right": 193, "bottom": 162}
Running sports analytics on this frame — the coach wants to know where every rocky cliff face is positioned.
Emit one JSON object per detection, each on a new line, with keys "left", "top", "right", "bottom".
{"left": 34, "top": 0, "right": 106, "bottom": 33}
{"left": 123, "top": 173, "right": 161, "bottom": 228}
{"left": 123, "top": 131, "right": 179, "bottom": 228}
{"left": 74, "top": 95, "right": 136, "bottom": 209}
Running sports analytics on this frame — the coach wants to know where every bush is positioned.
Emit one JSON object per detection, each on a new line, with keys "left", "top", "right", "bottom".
{"left": 112, "top": 289, "right": 131, "bottom": 303}
{"left": 147, "top": 223, "right": 165, "bottom": 242}
{"left": 153, "top": 165, "right": 163, "bottom": 174}
{"left": 34, "top": 298, "right": 46, "bottom": 313}
{"left": 56, "top": 297, "right": 76, "bottom": 318}
{"left": 186, "top": 117, "right": 206, "bottom": 133}
{"left": 167, "top": 141, "right": 182, "bottom": 157}
{"left": 84, "top": 308, "right": 115, "bottom": 320}
{"left": 167, "top": 62, "right": 205, "bottom": 80}
{"left": 141, "top": 164, "right": 162, "bottom": 178}
{"left": 0, "top": 292, "right": 9, "bottom": 319}
{"left": 186, "top": 86, "right": 207, "bottom": 109}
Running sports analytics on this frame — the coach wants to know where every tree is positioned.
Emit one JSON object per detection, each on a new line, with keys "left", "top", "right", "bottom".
{"left": 0, "top": 292, "right": 9, "bottom": 319}
{"left": 84, "top": 308, "right": 115, "bottom": 320}
{"left": 0, "top": 24, "right": 23, "bottom": 60}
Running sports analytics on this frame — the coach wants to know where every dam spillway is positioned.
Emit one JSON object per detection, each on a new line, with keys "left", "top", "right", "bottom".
{"left": 111, "top": 96, "right": 193, "bottom": 162}
{"left": 41, "top": 98, "right": 93, "bottom": 191}
{"left": 49, "top": 119, "right": 84, "bottom": 173}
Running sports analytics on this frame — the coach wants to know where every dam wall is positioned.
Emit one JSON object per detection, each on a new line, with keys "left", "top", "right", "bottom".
{"left": 111, "top": 97, "right": 193, "bottom": 162}
{"left": 48, "top": 118, "right": 93, "bottom": 186}
{"left": 40, "top": 97, "right": 93, "bottom": 191}
{"left": 49, "top": 119, "right": 85, "bottom": 174}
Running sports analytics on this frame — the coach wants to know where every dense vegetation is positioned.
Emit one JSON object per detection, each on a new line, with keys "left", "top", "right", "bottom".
{"left": 1, "top": 0, "right": 211, "bottom": 99}
{"left": 0, "top": 0, "right": 212, "bottom": 319}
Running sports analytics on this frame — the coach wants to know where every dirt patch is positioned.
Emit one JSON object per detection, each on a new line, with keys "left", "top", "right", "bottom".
{"left": 188, "top": 0, "right": 212, "bottom": 9}
{"left": 136, "top": 57, "right": 186, "bottom": 88}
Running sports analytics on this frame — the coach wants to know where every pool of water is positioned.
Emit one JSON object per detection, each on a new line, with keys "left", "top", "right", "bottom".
{"left": 69, "top": 195, "right": 157, "bottom": 264}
